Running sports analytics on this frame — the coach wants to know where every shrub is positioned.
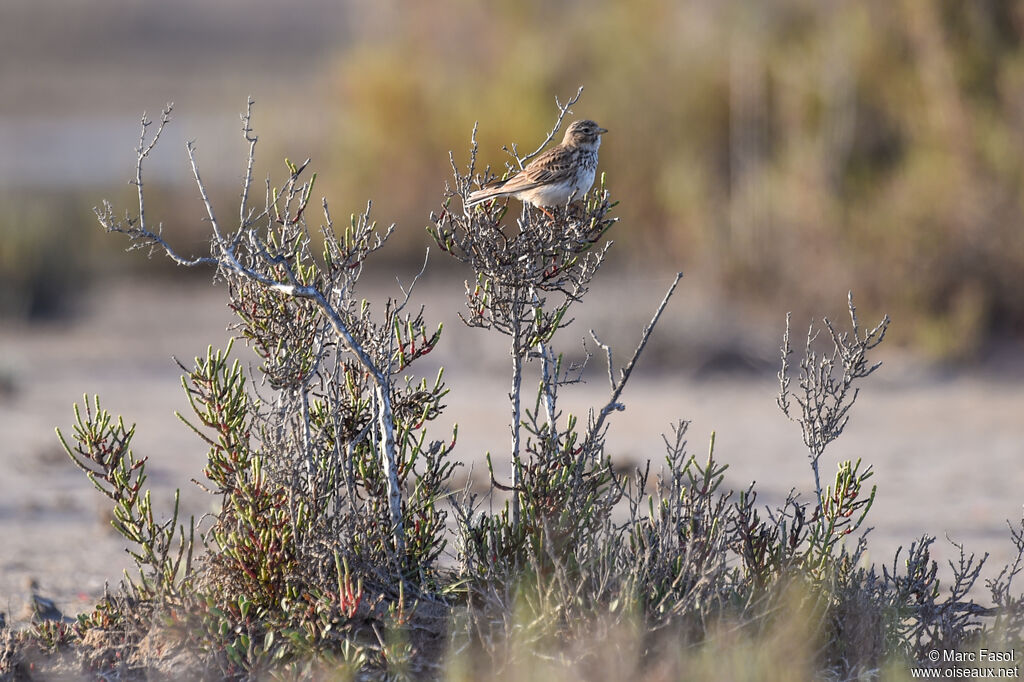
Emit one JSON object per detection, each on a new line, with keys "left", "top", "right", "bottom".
{"left": 4, "top": 94, "right": 1024, "bottom": 681}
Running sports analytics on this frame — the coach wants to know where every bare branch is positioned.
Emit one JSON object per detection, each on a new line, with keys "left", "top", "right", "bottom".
{"left": 777, "top": 292, "right": 890, "bottom": 506}
{"left": 239, "top": 96, "right": 258, "bottom": 228}
{"left": 584, "top": 271, "right": 683, "bottom": 450}
{"left": 395, "top": 248, "right": 431, "bottom": 308}
{"left": 513, "top": 86, "right": 585, "bottom": 168}
{"left": 133, "top": 104, "right": 173, "bottom": 238}
{"left": 589, "top": 329, "right": 616, "bottom": 391}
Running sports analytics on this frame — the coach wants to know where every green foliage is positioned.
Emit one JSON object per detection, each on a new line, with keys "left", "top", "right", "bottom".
{"left": 0, "top": 192, "right": 89, "bottom": 320}
{"left": 27, "top": 621, "right": 76, "bottom": 654}
{"left": 57, "top": 395, "right": 193, "bottom": 601}
{"left": 805, "top": 458, "right": 876, "bottom": 578}
{"left": 180, "top": 343, "right": 301, "bottom": 611}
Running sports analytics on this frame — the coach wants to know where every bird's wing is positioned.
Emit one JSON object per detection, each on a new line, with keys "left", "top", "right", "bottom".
{"left": 465, "top": 145, "right": 575, "bottom": 206}
{"left": 508, "top": 145, "right": 577, "bottom": 190}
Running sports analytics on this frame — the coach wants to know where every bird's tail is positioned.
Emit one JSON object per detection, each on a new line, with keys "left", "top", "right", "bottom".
{"left": 465, "top": 181, "right": 510, "bottom": 208}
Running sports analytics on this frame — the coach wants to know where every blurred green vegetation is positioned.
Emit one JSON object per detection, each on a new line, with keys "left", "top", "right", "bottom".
{"left": 322, "top": 0, "right": 1024, "bottom": 359}
{"left": 0, "top": 185, "right": 220, "bottom": 320}
{"left": 3, "top": 0, "right": 1022, "bottom": 361}
{"left": 0, "top": 192, "right": 90, "bottom": 319}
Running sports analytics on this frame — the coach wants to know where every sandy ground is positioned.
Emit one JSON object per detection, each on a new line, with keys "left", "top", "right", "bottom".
{"left": 2, "top": 272, "right": 1023, "bottom": 624}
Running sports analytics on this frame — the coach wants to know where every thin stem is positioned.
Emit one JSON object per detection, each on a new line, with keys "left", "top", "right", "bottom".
{"left": 375, "top": 383, "right": 406, "bottom": 559}
{"left": 585, "top": 272, "right": 682, "bottom": 452}
{"left": 510, "top": 331, "right": 523, "bottom": 529}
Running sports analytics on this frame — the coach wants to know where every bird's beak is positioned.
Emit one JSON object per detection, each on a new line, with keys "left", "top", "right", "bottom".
{"left": 598, "top": 127, "right": 609, "bottom": 134}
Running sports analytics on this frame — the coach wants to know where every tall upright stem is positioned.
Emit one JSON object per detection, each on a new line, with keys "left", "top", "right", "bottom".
{"left": 539, "top": 342, "right": 559, "bottom": 456}
{"left": 375, "top": 383, "right": 406, "bottom": 559}
{"left": 510, "top": 331, "right": 523, "bottom": 529}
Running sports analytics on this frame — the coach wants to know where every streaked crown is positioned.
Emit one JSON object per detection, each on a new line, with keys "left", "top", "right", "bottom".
{"left": 562, "top": 119, "right": 608, "bottom": 147}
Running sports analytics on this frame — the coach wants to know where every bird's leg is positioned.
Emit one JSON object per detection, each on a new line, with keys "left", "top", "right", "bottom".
{"left": 537, "top": 206, "right": 556, "bottom": 221}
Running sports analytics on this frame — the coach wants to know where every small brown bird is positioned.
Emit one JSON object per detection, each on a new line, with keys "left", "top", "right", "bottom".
{"left": 466, "top": 119, "right": 608, "bottom": 216}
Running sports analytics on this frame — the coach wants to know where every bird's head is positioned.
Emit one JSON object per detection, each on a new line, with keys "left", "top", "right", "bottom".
{"left": 562, "top": 119, "right": 608, "bottom": 149}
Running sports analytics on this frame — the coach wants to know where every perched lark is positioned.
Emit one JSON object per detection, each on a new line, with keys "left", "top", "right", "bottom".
{"left": 466, "top": 119, "right": 608, "bottom": 218}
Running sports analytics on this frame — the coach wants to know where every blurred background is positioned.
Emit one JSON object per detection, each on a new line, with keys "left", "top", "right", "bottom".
{"left": 2, "top": 0, "right": 1024, "bottom": 614}
{"left": 4, "top": 0, "right": 1024, "bottom": 356}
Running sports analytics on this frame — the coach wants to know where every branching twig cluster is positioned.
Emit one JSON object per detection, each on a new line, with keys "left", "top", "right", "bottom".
{"left": 777, "top": 291, "right": 890, "bottom": 505}
{"left": 95, "top": 100, "right": 457, "bottom": 572}
{"left": 428, "top": 92, "right": 620, "bottom": 528}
